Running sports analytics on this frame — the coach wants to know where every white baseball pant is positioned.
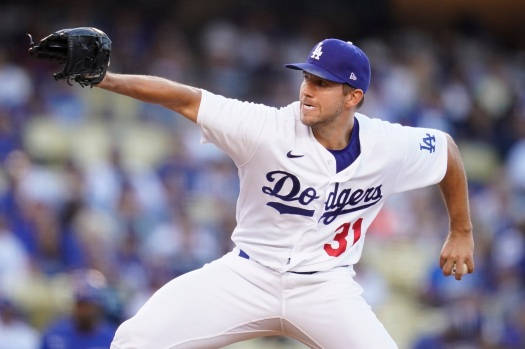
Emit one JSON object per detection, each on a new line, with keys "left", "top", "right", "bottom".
{"left": 111, "top": 249, "right": 397, "bottom": 348}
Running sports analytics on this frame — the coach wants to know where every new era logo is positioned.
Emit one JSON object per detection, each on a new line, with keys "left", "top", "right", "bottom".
{"left": 349, "top": 72, "right": 357, "bottom": 80}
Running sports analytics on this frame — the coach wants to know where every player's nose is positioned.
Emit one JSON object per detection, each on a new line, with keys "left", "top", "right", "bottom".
{"left": 301, "top": 80, "right": 315, "bottom": 98}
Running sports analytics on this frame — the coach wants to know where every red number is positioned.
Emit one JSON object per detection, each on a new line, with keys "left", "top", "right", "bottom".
{"left": 324, "top": 222, "right": 349, "bottom": 257}
{"left": 352, "top": 218, "right": 362, "bottom": 245}
{"left": 324, "top": 218, "right": 363, "bottom": 257}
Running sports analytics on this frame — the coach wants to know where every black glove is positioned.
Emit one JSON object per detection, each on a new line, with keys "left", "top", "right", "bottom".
{"left": 28, "top": 27, "right": 111, "bottom": 87}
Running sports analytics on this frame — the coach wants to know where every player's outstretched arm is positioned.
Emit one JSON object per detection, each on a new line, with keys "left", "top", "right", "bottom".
{"left": 438, "top": 134, "right": 474, "bottom": 280}
{"left": 97, "top": 72, "right": 202, "bottom": 123}
{"left": 28, "top": 28, "right": 201, "bottom": 122}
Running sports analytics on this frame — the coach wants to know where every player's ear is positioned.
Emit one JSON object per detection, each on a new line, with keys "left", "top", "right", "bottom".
{"left": 343, "top": 86, "right": 363, "bottom": 109}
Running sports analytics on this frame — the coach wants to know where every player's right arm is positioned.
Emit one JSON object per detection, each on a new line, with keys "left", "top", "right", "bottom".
{"left": 99, "top": 71, "right": 286, "bottom": 167}
{"left": 97, "top": 72, "right": 202, "bottom": 123}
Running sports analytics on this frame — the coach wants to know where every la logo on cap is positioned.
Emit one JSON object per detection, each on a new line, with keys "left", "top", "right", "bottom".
{"left": 311, "top": 43, "right": 323, "bottom": 60}
{"left": 349, "top": 72, "right": 357, "bottom": 80}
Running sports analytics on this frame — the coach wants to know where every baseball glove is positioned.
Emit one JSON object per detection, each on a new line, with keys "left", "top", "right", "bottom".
{"left": 28, "top": 27, "right": 111, "bottom": 87}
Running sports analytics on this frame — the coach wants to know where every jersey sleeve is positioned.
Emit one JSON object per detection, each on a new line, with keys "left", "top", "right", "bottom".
{"left": 388, "top": 123, "right": 448, "bottom": 194}
{"left": 197, "top": 89, "right": 276, "bottom": 166}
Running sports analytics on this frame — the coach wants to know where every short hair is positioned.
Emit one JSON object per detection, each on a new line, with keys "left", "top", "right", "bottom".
{"left": 343, "top": 84, "right": 364, "bottom": 108}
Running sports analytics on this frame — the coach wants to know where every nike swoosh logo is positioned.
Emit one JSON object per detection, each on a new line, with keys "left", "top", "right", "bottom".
{"left": 287, "top": 151, "right": 304, "bottom": 158}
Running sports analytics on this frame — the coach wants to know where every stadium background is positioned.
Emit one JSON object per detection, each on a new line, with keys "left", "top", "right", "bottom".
{"left": 0, "top": 0, "right": 523, "bottom": 348}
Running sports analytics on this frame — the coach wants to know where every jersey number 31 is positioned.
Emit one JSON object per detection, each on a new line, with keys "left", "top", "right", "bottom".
{"left": 324, "top": 218, "right": 363, "bottom": 257}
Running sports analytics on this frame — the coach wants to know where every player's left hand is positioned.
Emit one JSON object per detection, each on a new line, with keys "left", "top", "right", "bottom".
{"left": 28, "top": 27, "right": 111, "bottom": 87}
{"left": 439, "top": 231, "right": 474, "bottom": 280}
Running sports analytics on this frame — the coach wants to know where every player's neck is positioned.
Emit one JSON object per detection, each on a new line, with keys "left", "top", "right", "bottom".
{"left": 312, "top": 114, "right": 355, "bottom": 150}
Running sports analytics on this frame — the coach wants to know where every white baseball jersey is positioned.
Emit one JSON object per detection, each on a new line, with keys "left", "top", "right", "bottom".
{"left": 198, "top": 89, "right": 448, "bottom": 273}
{"left": 112, "top": 91, "right": 448, "bottom": 349}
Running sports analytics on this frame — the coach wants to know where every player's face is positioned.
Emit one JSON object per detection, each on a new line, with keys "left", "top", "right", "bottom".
{"left": 299, "top": 72, "right": 348, "bottom": 127}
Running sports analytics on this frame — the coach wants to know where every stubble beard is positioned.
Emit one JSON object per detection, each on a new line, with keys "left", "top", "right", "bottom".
{"left": 300, "top": 101, "right": 344, "bottom": 128}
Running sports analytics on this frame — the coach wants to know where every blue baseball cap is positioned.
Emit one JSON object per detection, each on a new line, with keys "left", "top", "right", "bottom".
{"left": 286, "top": 38, "right": 371, "bottom": 93}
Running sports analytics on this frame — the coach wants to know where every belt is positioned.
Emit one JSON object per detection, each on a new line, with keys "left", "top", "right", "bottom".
{"left": 238, "top": 249, "right": 318, "bottom": 275}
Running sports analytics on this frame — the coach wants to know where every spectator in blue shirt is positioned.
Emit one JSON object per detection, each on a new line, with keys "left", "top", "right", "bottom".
{"left": 40, "top": 270, "right": 116, "bottom": 349}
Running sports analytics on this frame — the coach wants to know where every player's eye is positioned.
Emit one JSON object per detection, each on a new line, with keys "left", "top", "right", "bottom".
{"left": 302, "top": 73, "right": 329, "bottom": 87}
{"left": 315, "top": 79, "right": 329, "bottom": 87}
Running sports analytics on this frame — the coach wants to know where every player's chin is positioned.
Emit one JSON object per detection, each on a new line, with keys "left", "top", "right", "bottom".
{"left": 300, "top": 112, "right": 319, "bottom": 127}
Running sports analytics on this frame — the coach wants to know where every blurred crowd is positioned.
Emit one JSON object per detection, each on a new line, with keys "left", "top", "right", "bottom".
{"left": 0, "top": 1, "right": 524, "bottom": 348}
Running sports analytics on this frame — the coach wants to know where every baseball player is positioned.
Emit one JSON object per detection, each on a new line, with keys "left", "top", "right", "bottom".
{"left": 33, "top": 34, "right": 475, "bottom": 348}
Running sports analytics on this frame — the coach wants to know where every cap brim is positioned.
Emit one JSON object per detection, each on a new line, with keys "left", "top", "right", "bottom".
{"left": 285, "top": 63, "right": 345, "bottom": 84}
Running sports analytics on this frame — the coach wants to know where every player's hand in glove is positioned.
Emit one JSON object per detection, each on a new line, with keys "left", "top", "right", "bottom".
{"left": 28, "top": 27, "right": 111, "bottom": 87}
